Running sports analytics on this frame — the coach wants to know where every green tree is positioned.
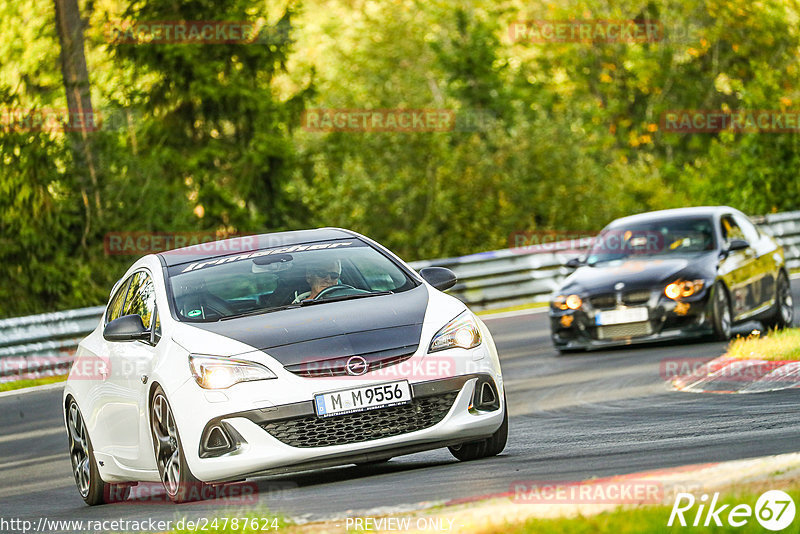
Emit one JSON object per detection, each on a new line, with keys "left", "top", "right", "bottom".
{"left": 109, "top": 0, "right": 309, "bottom": 232}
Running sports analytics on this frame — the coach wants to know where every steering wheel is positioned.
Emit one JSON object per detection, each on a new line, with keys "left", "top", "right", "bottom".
{"left": 314, "top": 284, "right": 357, "bottom": 300}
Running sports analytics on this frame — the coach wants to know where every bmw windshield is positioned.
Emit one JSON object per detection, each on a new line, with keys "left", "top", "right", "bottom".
{"left": 167, "top": 239, "right": 416, "bottom": 322}
{"left": 586, "top": 217, "right": 716, "bottom": 265}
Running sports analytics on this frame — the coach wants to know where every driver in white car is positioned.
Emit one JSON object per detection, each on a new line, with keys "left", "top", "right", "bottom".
{"left": 292, "top": 259, "right": 342, "bottom": 302}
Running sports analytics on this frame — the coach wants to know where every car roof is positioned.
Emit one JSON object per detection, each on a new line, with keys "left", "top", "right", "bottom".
{"left": 606, "top": 206, "right": 740, "bottom": 227}
{"left": 157, "top": 227, "right": 357, "bottom": 267}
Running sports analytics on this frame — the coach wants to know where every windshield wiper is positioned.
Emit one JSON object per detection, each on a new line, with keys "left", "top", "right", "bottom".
{"left": 299, "top": 290, "right": 393, "bottom": 307}
{"left": 220, "top": 303, "right": 301, "bottom": 321}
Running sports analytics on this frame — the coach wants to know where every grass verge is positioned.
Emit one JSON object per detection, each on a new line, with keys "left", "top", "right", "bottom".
{"left": 0, "top": 374, "right": 67, "bottom": 392}
{"left": 476, "top": 301, "right": 548, "bottom": 317}
{"left": 482, "top": 484, "right": 800, "bottom": 534}
{"left": 725, "top": 328, "right": 800, "bottom": 362}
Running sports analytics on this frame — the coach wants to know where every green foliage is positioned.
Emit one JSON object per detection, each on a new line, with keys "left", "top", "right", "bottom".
{"left": 1, "top": 0, "right": 800, "bottom": 316}
{"left": 107, "top": 0, "right": 307, "bottom": 231}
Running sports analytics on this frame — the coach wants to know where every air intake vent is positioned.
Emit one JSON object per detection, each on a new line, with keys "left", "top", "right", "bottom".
{"left": 204, "top": 426, "right": 231, "bottom": 450}
{"left": 260, "top": 393, "right": 457, "bottom": 448}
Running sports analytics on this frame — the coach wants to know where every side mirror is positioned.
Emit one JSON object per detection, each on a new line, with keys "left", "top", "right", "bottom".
{"left": 726, "top": 239, "right": 750, "bottom": 253}
{"left": 565, "top": 257, "right": 583, "bottom": 269}
{"left": 419, "top": 267, "right": 457, "bottom": 291}
{"left": 103, "top": 314, "right": 150, "bottom": 342}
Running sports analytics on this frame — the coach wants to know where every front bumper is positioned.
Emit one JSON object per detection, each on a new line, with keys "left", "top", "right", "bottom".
{"left": 550, "top": 288, "right": 714, "bottom": 350}
{"left": 171, "top": 369, "right": 504, "bottom": 482}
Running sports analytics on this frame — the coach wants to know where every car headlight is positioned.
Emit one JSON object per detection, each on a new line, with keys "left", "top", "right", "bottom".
{"left": 664, "top": 279, "right": 705, "bottom": 300}
{"left": 553, "top": 294, "right": 583, "bottom": 310}
{"left": 189, "top": 354, "right": 277, "bottom": 389}
{"left": 429, "top": 312, "right": 482, "bottom": 353}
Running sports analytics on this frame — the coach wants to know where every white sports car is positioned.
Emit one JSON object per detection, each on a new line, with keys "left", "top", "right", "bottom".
{"left": 64, "top": 228, "right": 507, "bottom": 504}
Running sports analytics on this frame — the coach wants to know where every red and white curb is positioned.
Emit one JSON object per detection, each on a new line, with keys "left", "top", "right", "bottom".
{"left": 672, "top": 356, "right": 800, "bottom": 394}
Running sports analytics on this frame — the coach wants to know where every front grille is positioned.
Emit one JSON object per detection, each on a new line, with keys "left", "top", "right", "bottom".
{"left": 284, "top": 348, "right": 416, "bottom": 378}
{"left": 597, "top": 321, "right": 653, "bottom": 340}
{"left": 622, "top": 290, "right": 651, "bottom": 305}
{"left": 590, "top": 294, "right": 616, "bottom": 309}
{"left": 592, "top": 290, "right": 651, "bottom": 309}
{"left": 260, "top": 392, "right": 458, "bottom": 448}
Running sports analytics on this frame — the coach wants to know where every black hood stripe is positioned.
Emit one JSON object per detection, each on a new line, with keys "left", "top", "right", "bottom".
{"left": 189, "top": 286, "right": 429, "bottom": 366}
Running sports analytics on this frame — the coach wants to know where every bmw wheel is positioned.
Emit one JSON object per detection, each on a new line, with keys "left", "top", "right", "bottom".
{"left": 763, "top": 271, "right": 794, "bottom": 330}
{"left": 67, "top": 399, "right": 130, "bottom": 505}
{"left": 151, "top": 386, "right": 203, "bottom": 502}
{"left": 711, "top": 282, "right": 732, "bottom": 341}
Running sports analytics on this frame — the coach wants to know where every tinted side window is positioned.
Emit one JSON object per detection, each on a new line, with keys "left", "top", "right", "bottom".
{"left": 123, "top": 272, "right": 156, "bottom": 329}
{"left": 733, "top": 214, "right": 760, "bottom": 243}
{"left": 720, "top": 215, "right": 746, "bottom": 243}
{"left": 152, "top": 308, "right": 162, "bottom": 344}
{"left": 106, "top": 278, "right": 132, "bottom": 323}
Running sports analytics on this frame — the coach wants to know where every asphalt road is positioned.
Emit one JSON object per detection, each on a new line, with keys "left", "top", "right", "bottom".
{"left": 1, "top": 282, "right": 798, "bottom": 531}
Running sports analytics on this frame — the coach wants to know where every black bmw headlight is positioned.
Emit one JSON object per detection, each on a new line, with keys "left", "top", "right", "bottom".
{"left": 553, "top": 294, "right": 583, "bottom": 310}
{"left": 664, "top": 279, "right": 705, "bottom": 300}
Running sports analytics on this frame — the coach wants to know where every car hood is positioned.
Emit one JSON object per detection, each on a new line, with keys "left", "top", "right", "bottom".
{"left": 176, "top": 285, "right": 429, "bottom": 367}
{"left": 562, "top": 254, "right": 715, "bottom": 293}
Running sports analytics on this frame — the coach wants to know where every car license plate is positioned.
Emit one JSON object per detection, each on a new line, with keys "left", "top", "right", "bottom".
{"left": 595, "top": 307, "right": 649, "bottom": 325}
{"left": 314, "top": 380, "right": 412, "bottom": 418}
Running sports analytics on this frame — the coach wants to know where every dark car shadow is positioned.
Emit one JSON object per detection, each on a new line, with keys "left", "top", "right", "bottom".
{"left": 249, "top": 457, "right": 454, "bottom": 494}
{"left": 249, "top": 447, "right": 520, "bottom": 494}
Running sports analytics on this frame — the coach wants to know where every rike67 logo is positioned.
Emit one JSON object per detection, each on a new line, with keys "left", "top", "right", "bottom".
{"left": 668, "top": 490, "right": 796, "bottom": 531}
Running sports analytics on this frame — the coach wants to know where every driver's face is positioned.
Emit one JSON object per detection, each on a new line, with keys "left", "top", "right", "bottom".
{"left": 307, "top": 261, "right": 341, "bottom": 297}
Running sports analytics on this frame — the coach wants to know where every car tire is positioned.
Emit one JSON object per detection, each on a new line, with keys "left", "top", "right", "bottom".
{"left": 150, "top": 386, "right": 205, "bottom": 503}
{"left": 448, "top": 395, "right": 508, "bottom": 461}
{"left": 763, "top": 271, "right": 794, "bottom": 330}
{"left": 66, "top": 399, "right": 131, "bottom": 505}
{"left": 711, "top": 282, "right": 732, "bottom": 341}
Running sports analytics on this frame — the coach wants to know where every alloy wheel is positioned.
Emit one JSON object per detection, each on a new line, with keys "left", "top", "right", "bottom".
{"left": 67, "top": 402, "right": 91, "bottom": 498}
{"left": 778, "top": 275, "right": 794, "bottom": 326}
{"left": 715, "top": 285, "right": 731, "bottom": 339}
{"left": 151, "top": 393, "right": 181, "bottom": 497}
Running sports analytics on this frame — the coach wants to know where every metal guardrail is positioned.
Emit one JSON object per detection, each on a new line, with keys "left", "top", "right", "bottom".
{"left": 757, "top": 210, "right": 800, "bottom": 272}
{"left": 0, "top": 306, "right": 105, "bottom": 379}
{"left": 2, "top": 211, "right": 799, "bottom": 380}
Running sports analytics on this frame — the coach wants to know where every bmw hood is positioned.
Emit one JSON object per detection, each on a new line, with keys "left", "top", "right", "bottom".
{"left": 176, "top": 285, "right": 429, "bottom": 367}
{"left": 561, "top": 254, "right": 716, "bottom": 293}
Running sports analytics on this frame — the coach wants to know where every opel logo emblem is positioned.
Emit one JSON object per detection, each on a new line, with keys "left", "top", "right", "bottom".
{"left": 614, "top": 282, "right": 625, "bottom": 291}
{"left": 345, "top": 356, "right": 368, "bottom": 376}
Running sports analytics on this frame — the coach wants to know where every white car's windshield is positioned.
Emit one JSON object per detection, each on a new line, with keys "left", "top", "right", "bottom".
{"left": 168, "top": 239, "right": 415, "bottom": 322}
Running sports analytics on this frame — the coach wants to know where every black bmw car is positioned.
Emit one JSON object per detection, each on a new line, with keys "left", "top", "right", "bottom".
{"left": 550, "top": 206, "right": 794, "bottom": 352}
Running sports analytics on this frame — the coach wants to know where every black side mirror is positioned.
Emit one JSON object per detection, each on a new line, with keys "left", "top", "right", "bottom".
{"left": 419, "top": 267, "right": 457, "bottom": 291}
{"left": 726, "top": 239, "right": 750, "bottom": 252}
{"left": 565, "top": 257, "right": 583, "bottom": 268}
{"left": 104, "top": 314, "right": 150, "bottom": 342}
